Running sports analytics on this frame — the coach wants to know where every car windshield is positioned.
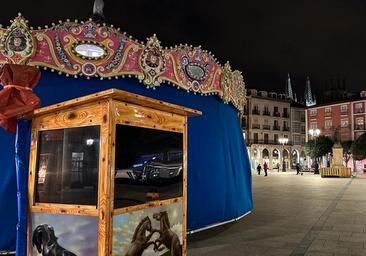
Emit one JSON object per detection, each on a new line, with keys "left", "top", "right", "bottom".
{"left": 167, "top": 151, "right": 183, "bottom": 161}
{"left": 133, "top": 153, "right": 164, "bottom": 167}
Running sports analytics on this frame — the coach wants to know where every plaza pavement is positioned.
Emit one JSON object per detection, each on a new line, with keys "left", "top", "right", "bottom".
{"left": 187, "top": 169, "right": 366, "bottom": 256}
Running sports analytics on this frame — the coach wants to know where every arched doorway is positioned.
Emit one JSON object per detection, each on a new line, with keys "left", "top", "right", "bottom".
{"left": 300, "top": 151, "right": 306, "bottom": 168}
{"left": 282, "top": 149, "right": 289, "bottom": 171}
{"left": 262, "top": 149, "right": 269, "bottom": 164}
{"left": 292, "top": 150, "right": 299, "bottom": 168}
{"left": 272, "top": 148, "right": 280, "bottom": 170}
{"left": 251, "top": 148, "right": 259, "bottom": 170}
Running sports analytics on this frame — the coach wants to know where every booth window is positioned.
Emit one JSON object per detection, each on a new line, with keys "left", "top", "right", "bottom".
{"left": 35, "top": 126, "right": 100, "bottom": 206}
{"left": 114, "top": 125, "right": 183, "bottom": 208}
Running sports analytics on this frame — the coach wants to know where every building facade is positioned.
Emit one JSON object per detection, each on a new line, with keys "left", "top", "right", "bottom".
{"left": 244, "top": 89, "right": 306, "bottom": 170}
{"left": 306, "top": 91, "right": 366, "bottom": 142}
{"left": 291, "top": 102, "right": 307, "bottom": 167}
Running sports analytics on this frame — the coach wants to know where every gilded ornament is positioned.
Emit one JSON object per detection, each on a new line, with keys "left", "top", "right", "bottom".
{"left": 139, "top": 35, "right": 166, "bottom": 88}
{"left": 221, "top": 62, "right": 233, "bottom": 104}
{"left": 0, "top": 15, "right": 36, "bottom": 64}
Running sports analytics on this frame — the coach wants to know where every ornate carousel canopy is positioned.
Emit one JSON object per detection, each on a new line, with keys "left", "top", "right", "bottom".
{"left": 0, "top": 14, "right": 246, "bottom": 112}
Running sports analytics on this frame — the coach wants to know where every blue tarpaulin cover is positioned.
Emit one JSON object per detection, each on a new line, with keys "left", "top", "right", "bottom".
{"left": 1, "top": 71, "right": 253, "bottom": 251}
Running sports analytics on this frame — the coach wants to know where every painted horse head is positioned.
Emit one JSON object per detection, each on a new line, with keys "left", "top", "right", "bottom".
{"left": 153, "top": 211, "right": 171, "bottom": 230}
{"left": 32, "top": 224, "right": 76, "bottom": 256}
{"left": 131, "top": 216, "right": 152, "bottom": 243}
{"left": 32, "top": 224, "right": 58, "bottom": 253}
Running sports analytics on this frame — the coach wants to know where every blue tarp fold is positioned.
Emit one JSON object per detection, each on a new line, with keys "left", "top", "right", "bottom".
{"left": 15, "top": 120, "right": 31, "bottom": 256}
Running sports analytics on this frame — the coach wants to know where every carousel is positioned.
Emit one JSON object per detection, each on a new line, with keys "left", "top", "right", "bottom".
{"left": 0, "top": 2, "right": 252, "bottom": 255}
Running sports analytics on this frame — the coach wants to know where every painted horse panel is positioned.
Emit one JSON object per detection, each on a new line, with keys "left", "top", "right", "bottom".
{"left": 113, "top": 202, "right": 183, "bottom": 256}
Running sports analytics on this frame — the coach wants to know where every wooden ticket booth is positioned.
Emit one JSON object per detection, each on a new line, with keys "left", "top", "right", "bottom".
{"left": 27, "top": 88, "right": 201, "bottom": 256}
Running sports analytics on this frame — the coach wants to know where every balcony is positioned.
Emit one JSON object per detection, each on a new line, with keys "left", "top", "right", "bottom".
{"left": 252, "top": 124, "right": 260, "bottom": 129}
{"left": 262, "top": 110, "right": 271, "bottom": 116}
{"left": 283, "top": 126, "right": 290, "bottom": 131}
{"left": 355, "top": 108, "right": 364, "bottom": 114}
{"left": 273, "top": 125, "right": 280, "bottom": 131}
{"left": 246, "top": 139, "right": 292, "bottom": 145}
{"left": 354, "top": 124, "right": 365, "bottom": 130}
{"left": 273, "top": 112, "right": 280, "bottom": 117}
{"left": 341, "top": 124, "right": 350, "bottom": 129}
{"left": 262, "top": 124, "right": 271, "bottom": 130}
{"left": 252, "top": 109, "right": 260, "bottom": 115}
{"left": 282, "top": 113, "right": 289, "bottom": 118}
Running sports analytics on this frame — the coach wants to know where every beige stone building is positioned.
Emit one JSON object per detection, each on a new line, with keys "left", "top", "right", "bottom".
{"left": 243, "top": 89, "right": 306, "bottom": 171}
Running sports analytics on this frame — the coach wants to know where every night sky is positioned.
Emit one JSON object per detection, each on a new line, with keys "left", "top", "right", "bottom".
{"left": 2, "top": 0, "right": 366, "bottom": 97}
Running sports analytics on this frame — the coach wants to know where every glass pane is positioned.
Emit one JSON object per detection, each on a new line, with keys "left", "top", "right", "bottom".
{"left": 35, "top": 126, "right": 100, "bottom": 206}
{"left": 114, "top": 125, "right": 183, "bottom": 208}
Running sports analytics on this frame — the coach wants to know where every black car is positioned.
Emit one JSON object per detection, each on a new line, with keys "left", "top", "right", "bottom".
{"left": 134, "top": 150, "right": 183, "bottom": 183}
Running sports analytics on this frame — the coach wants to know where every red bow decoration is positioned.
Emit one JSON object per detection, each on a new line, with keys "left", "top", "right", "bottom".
{"left": 0, "top": 64, "right": 41, "bottom": 133}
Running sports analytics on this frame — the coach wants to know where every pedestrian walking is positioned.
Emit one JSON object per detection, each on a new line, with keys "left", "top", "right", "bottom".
{"left": 256, "top": 164, "right": 262, "bottom": 175}
{"left": 296, "top": 163, "right": 300, "bottom": 175}
{"left": 263, "top": 162, "right": 268, "bottom": 176}
{"left": 277, "top": 163, "right": 280, "bottom": 172}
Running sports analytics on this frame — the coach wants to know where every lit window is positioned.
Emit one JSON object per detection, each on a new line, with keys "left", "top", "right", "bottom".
{"left": 341, "top": 119, "right": 348, "bottom": 128}
{"left": 325, "top": 120, "right": 332, "bottom": 129}
{"left": 356, "top": 118, "right": 364, "bottom": 125}
{"left": 341, "top": 105, "right": 348, "bottom": 112}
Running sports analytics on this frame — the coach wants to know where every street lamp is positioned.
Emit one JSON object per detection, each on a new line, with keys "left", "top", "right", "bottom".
{"left": 279, "top": 137, "right": 289, "bottom": 172}
{"left": 309, "top": 128, "right": 321, "bottom": 138}
{"left": 309, "top": 128, "right": 321, "bottom": 174}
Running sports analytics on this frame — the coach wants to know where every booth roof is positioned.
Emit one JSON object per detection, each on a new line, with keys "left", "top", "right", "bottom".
{"left": 31, "top": 88, "right": 202, "bottom": 117}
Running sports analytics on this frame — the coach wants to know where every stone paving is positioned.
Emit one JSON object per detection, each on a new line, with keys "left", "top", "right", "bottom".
{"left": 187, "top": 170, "right": 366, "bottom": 256}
